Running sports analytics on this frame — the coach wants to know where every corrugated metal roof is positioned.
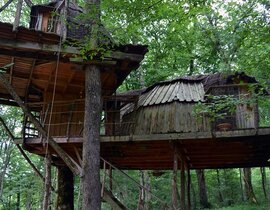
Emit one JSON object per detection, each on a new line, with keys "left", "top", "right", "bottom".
{"left": 139, "top": 80, "right": 204, "bottom": 107}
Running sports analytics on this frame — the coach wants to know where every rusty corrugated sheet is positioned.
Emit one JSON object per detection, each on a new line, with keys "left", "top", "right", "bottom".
{"left": 139, "top": 80, "right": 204, "bottom": 107}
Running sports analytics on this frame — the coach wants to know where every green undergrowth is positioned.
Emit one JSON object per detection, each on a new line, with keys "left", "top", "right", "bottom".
{"left": 212, "top": 203, "right": 270, "bottom": 210}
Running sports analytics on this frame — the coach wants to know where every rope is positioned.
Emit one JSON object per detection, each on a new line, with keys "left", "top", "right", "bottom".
{"left": 0, "top": 0, "right": 14, "bottom": 13}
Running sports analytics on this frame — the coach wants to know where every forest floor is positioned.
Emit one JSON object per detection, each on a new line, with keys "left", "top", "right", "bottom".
{"left": 213, "top": 203, "right": 270, "bottom": 210}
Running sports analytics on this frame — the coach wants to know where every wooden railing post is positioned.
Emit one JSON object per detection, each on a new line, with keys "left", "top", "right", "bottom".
{"left": 172, "top": 148, "right": 178, "bottom": 210}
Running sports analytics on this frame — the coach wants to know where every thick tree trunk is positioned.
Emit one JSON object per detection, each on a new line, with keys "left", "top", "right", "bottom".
{"left": 196, "top": 169, "right": 211, "bottom": 208}
{"left": 56, "top": 166, "right": 74, "bottom": 210}
{"left": 242, "top": 168, "right": 258, "bottom": 204}
{"left": 82, "top": 64, "right": 102, "bottom": 210}
{"left": 82, "top": 0, "right": 102, "bottom": 209}
{"left": 260, "top": 167, "right": 267, "bottom": 200}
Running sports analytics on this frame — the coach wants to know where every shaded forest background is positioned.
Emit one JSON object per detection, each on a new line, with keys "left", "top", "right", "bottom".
{"left": 0, "top": 0, "right": 270, "bottom": 209}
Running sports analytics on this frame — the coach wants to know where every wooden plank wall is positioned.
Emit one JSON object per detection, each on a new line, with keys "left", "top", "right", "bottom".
{"left": 236, "top": 86, "right": 257, "bottom": 129}
{"left": 121, "top": 102, "right": 211, "bottom": 135}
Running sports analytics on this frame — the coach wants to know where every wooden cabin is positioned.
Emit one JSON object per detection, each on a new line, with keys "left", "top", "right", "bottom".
{"left": 121, "top": 78, "right": 210, "bottom": 135}
{"left": 119, "top": 72, "right": 259, "bottom": 135}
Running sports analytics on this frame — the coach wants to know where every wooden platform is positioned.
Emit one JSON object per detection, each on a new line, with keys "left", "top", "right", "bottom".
{"left": 16, "top": 127, "right": 270, "bottom": 170}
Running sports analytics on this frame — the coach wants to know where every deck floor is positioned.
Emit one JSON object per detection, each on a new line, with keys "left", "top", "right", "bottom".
{"left": 17, "top": 127, "right": 270, "bottom": 170}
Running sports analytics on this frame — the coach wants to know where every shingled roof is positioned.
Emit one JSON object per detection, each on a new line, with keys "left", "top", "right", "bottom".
{"left": 138, "top": 79, "right": 204, "bottom": 107}
{"left": 120, "top": 72, "right": 258, "bottom": 115}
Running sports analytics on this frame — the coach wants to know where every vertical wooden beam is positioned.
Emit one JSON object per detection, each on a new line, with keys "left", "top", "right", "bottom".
{"left": 187, "top": 168, "right": 191, "bottom": 210}
{"left": 13, "top": 0, "right": 23, "bottom": 31}
{"left": 172, "top": 149, "right": 178, "bottom": 210}
{"left": 180, "top": 160, "right": 186, "bottom": 210}
{"left": 0, "top": 71, "right": 80, "bottom": 175}
{"left": 25, "top": 59, "right": 36, "bottom": 98}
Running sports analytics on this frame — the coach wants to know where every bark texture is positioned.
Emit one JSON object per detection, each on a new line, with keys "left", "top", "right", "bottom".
{"left": 242, "top": 168, "right": 258, "bottom": 204}
{"left": 42, "top": 154, "right": 52, "bottom": 210}
{"left": 82, "top": 0, "right": 102, "bottom": 209}
{"left": 82, "top": 64, "right": 102, "bottom": 210}
{"left": 260, "top": 167, "right": 267, "bottom": 200}
{"left": 56, "top": 166, "right": 74, "bottom": 210}
{"left": 196, "top": 169, "right": 211, "bottom": 208}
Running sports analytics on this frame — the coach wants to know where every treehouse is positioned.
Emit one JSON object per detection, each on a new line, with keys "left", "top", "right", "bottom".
{"left": 1, "top": 1, "right": 270, "bottom": 209}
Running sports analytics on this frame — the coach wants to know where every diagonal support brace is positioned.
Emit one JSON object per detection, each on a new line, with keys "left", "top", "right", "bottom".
{"left": 0, "top": 70, "right": 80, "bottom": 175}
{"left": 0, "top": 116, "right": 44, "bottom": 179}
{"left": 0, "top": 116, "right": 56, "bottom": 191}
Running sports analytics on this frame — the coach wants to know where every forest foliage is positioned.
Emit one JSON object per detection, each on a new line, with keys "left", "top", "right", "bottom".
{"left": 0, "top": 0, "right": 270, "bottom": 209}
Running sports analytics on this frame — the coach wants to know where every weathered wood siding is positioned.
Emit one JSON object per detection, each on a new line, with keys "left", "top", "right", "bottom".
{"left": 236, "top": 86, "right": 258, "bottom": 129}
{"left": 122, "top": 102, "right": 210, "bottom": 135}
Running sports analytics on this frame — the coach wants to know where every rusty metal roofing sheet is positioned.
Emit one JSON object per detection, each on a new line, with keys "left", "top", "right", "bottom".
{"left": 139, "top": 81, "right": 204, "bottom": 107}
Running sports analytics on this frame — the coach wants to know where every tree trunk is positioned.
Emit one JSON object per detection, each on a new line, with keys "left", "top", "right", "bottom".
{"left": 56, "top": 166, "right": 74, "bottom": 210}
{"left": 239, "top": 168, "right": 244, "bottom": 202}
{"left": 0, "top": 142, "right": 13, "bottom": 201}
{"left": 42, "top": 154, "right": 52, "bottom": 210}
{"left": 216, "top": 169, "right": 224, "bottom": 204}
{"left": 260, "top": 167, "right": 267, "bottom": 200}
{"left": 82, "top": 64, "right": 102, "bottom": 210}
{"left": 137, "top": 171, "right": 150, "bottom": 210}
{"left": 196, "top": 169, "right": 211, "bottom": 208}
{"left": 16, "top": 192, "right": 20, "bottom": 210}
{"left": 191, "top": 182, "right": 196, "bottom": 210}
{"left": 82, "top": 0, "right": 102, "bottom": 209}
{"left": 25, "top": 192, "right": 32, "bottom": 210}
{"left": 242, "top": 168, "right": 258, "bottom": 204}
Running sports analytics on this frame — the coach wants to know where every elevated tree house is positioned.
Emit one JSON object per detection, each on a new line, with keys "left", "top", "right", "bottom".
{"left": 1, "top": 1, "right": 270, "bottom": 210}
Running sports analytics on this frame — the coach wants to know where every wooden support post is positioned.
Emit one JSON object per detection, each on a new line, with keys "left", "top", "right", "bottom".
{"left": 0, "top": 71, "right": 80, "bottom": 175}
{"left": 56, "top": 166, "right": 74, "bottom": 210}
{"left": 172, "top": 149, "right": 178, "bottom": 210}
{"left": 187, "top": 168, "right": 191, "bottom": 210}
{"left": 42, "top": 154, "right": 52, "bottom": 210}
{"left": 180, "top": 160, "right": 186, "bottom": 210}
{"left": 13, "top": 0, "right": 23, "bottom": 31}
